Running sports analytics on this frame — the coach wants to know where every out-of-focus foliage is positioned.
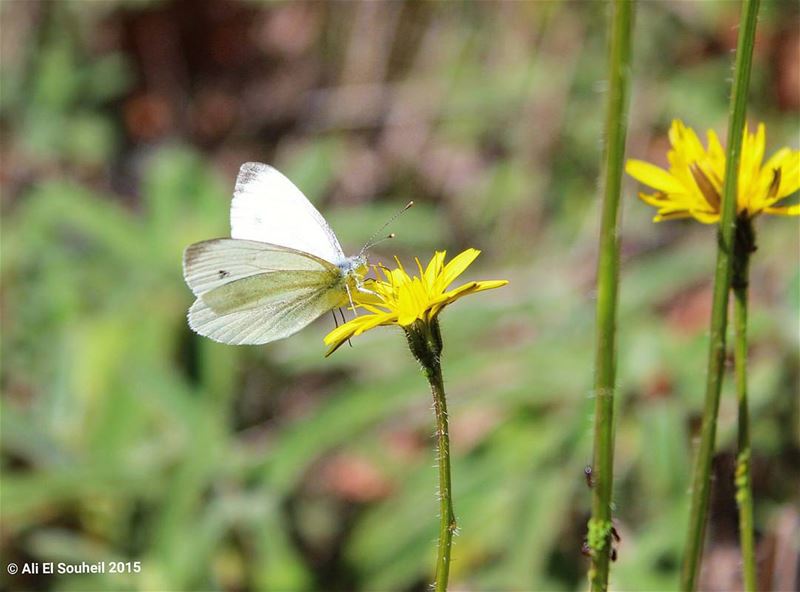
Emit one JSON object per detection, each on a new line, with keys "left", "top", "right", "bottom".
{"left": 1, "top": 2, "right": 798, "bottom": 591}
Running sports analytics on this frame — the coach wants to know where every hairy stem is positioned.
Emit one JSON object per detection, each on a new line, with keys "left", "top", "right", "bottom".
{"left": 405, "top": 319, "right": 455, "bottom": 591}
{"left": 733, "top": 217, "right": 757, "bottom": 591}
{"left": 589, "top": 1, "right": 634, "bottom": 591}
{"left": 428, "top": 357, "right": 455, "bottom": 592}
{"left": 680, "top": 1, "right": 761, "bottom": 589}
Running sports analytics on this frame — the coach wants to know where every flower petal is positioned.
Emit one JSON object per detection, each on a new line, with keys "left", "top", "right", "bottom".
{"left": 323, "top": 312, "right": 396, "bottom": 355}
{"left": 775, "top": 150, "right": 800, "bottom": 198}
{"left": 626, "top": 160, "right": 687, "bottom": 194}
{"left": 438, "top": 248, "right": 481, "bottom": 290}
{"left": 689, "top": 210, "right": 719, "bottom": 224}
{"left": 653, "top": 211, "right": 695, "bottom": 222}
{"left": 424, "top": 251, "right": 446, "bottom": 287}
{"left": 763, "top": 204, "right": 800, "bottom": 216}
{"left": 637, "top": 191, "right": 673, "bottom": 207}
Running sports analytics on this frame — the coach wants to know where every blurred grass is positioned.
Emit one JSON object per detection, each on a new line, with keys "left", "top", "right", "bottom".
{"left": 1, "top": 1, "right": 798, "bottom": 591}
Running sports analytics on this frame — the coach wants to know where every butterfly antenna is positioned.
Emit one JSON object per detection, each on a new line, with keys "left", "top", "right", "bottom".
{"left": 360, "top": 201, "right": 414, "bottom": 256}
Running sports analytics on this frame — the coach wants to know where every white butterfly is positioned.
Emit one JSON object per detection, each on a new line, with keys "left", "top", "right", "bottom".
{"left": 183, "top": 163, "right": 369, "bottom": 345}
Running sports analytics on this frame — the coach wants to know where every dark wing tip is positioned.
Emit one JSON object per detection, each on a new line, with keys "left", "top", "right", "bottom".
{"left": 237, "top": 162, "right": 272, "bottom": 186}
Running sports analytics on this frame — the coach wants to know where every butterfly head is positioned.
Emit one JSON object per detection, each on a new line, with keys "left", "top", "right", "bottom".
{"left": 339, "top": 254, "right": 369, "bottom": 278}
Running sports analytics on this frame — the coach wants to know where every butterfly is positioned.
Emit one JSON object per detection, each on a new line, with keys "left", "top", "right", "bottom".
{"left": 183, "top": 162, "right": 371, "bottom": 345}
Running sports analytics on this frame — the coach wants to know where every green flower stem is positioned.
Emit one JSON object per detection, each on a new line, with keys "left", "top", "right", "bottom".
{"left": 405, "top": 319, "right": 456, "bottom": 592}
{"left": 589, "top": 1, "right": 633, "bottom": 591}
{"left": 733, "top": 216, "right": 757, "bottom": 591}
{"left": 680, "top": 1, "right": 761, "bottom": 590}
{"left": 429, "top": 356, "right": 455, "bottom": 592}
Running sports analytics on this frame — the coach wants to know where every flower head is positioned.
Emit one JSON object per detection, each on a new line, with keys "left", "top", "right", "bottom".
{"left": 626, "top": 120, "right": 799, "bottom": 223}
{"left": 324, "top": 249, "right": 507, "bottom": 355}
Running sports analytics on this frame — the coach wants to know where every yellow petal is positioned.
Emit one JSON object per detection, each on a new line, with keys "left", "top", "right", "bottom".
{"left": 639, "top": 192, "right": 697, "bottom": 216}
{"left": 689, "top": 164, "right": 721, "bottom": 209}
{"left": 760, "top": 147, "right": 792, "bottom": 177}
{"left": 424, "top": 251, "right": 446, "bottom": 286}
{"left": 626, "top": 160, "right": 686, "bottom": 194}
{"left": 752, "top": 123, "right": 766, "bottom": 169}
{"left": 653, "top": 211, "right": 694, "bottom": 222}
{"left": 352, "top": 313, "right": 395, "bottom": 336}
{"left": 324, "top": 318, "right": 366, "bottom": 345}
{"left": 397, "top": 311, "right": 420, "bottom": 326}
{"left": 637, "top": 191, "right": 672, "bottom": 207}
{"left": 763, "top": 204, "right": 800, "bottom": 216}
{"left": 670, "top": 121, "right": 706, "bottom": 163}
{"left": 689, "top": 210, "right": 719, "bottom": 224}
{"left": 776, "top": 150, "right": 800, "bottom": 198}
{"left": 428, "top": 280, "right": 508, "bottom": 317}
{"left": 438, "top": 248, "right": 481, "bottom": 291}
{"left": 469, "top": 279, "right": 509, "bottom": 292}
{"left": 323, "top": 312, "right": 396, "bottom": 355}
{"left": 707, "top": 130, "right": 725, "bottom": 167}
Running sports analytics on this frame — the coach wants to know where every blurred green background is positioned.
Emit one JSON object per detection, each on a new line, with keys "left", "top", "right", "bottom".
{"left": 1, "top": 1, "right": 798, "bottom": 591}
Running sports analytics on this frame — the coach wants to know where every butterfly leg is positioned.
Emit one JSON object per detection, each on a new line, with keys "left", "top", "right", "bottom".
{"left": 354, "top": 275, "right": 380, "bottom": 298}
{"left": 337, "top": 308, "right": 353, "bottom": 348}
{"left": 344, "top": 283, "right": 358, "bottom": 319}
{"left": 342, "top": 284, "right": 358, "bottom": 349}
{"left": 355, "top": 286, "right": 380, "bottom": 298}
{"left": 330, "top": 307, "right": 352, "bottom": 347}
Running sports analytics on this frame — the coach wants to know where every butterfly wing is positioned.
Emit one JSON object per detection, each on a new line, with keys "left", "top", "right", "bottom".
{"left": 230, "top": 163, "right": 345, "bottom": 263}
{"left": 183, "top": 238, "right": 336, "bottom": 296}
{"left": 184, "top": 239, "right": 348, "bottom": 345}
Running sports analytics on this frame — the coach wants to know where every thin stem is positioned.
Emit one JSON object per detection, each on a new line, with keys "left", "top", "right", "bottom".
{"left": 733, "top": 217, "right": 757, "bottom": 591}
{"left": 589, "top": 1, "right": 634, "bottom": 591}
{"left": 427, "top": 357, "right": 456, "bottom": 592}
{"left": 680, "top": 1, "right": 761, "bottom": 590}
{"left": 405, "top": 319, "right": 455, "bottom": 591}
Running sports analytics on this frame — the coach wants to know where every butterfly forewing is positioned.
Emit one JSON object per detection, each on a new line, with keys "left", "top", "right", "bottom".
{"left": 183, "top": 239, "right": 337, "bottom": 296}
{"left": 231, "top": 163, "right": 345, "bottom": 263}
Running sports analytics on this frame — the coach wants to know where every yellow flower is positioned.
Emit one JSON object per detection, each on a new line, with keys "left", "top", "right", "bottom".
{"left": 626, "top": 119, "right": 800, "bottom": 223}
{"left": 324, "top": 249, "right": 507, "bottom": 355}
